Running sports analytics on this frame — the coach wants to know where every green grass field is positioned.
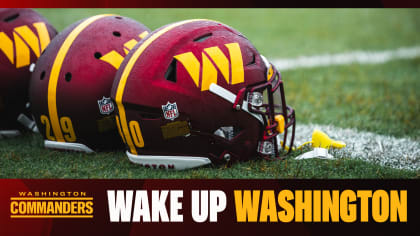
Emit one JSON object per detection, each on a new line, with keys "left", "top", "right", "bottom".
{"left": 1, "top": 9, "right": 419, "bottom": 178}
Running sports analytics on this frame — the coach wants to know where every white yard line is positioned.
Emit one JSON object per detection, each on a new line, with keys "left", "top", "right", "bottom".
{"left": 293, "top": 124, "right": 420, "bottom": 171}
{"left": 272, "top": 46, "right": 420, "bottom": 71}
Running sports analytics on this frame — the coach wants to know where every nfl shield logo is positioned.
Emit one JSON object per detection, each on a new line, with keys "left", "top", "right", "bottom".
{"left": 97, "top": 97, "right": 115, "bottom": 115}
{"left": 162, "top": 102, "right": 179, "bottom": 120}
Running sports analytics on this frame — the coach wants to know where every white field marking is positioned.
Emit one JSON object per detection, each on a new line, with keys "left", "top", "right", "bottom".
{"left": 272, "top": 46, "right": 420, "bottom": 71}
{"left": 293, "top": 124, "right": 420, "bottom": 171}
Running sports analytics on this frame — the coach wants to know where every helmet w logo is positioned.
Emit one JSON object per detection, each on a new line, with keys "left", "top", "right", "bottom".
{"left": 0, "top": 22, "right": 51, "bottom": 68}
{"left": 174, "top": 42, "right": 244, "bottom": 91}
{"left": 98, "top": 31, "right": 149, "bottom": 70}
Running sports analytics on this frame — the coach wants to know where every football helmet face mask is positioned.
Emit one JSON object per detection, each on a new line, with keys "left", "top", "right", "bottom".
{"left": 111, "top": 19, "right": 295, "bottom": 169}
{"left": 0, "top": 8, "right": 57, "bottom": 138}
{"left": 29, "top": 14, "right": 150, "bottom": 152}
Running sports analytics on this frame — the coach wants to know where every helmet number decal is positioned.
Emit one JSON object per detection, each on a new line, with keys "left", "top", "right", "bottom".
{"left": 39, "top": 115, "right": 76, "bottom": 142}
{"left": 115, "top": 115, "right": 144, "bottom": 148}
{"left": 40, "top": 115, "right": 55, "bottom": 141}
{"left": 129, "top": 120, "right": 144, "bottom": 148}
{"left": 115, "top": 115, "right": 126, "bottom": 144}
{"left": 60, "top": 116, "right": 76, "bottom": 142}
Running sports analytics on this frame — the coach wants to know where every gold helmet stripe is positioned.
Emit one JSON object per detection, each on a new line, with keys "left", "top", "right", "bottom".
{"left": 115, "top": 19, "right": 212, "bottom": 154}
{"left": 47, "top": 14, "right": 113, "bottom": 142}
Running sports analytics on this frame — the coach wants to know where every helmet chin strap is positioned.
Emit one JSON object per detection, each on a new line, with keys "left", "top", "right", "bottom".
{"left": 208, "top": 83, "right": 264, "bottom": 124}
{"left": 17, "top": 113, "right": 39, "bottom": 133}
{"left": 16, "top": 103, "right": 39, "bottom": 133}
{"left": 0, "top": 113, "right": 38, "bottom": 139}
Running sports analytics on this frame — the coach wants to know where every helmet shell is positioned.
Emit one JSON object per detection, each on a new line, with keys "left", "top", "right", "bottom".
{"left": 0, "top": 8, "right": 57, "bottom": 131}
{"left": 112, "top": 20, "right": 270, "bottom": 163}
{"left": 29, "top": 14, "right": 150, "bottom": 150}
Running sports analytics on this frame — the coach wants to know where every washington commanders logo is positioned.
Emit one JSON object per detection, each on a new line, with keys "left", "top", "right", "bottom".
{"left": 162, "top": 102, "right": 179, "bottom": 120}
{"left": 174, "top": 42, "right": 244, "bottom": 91}
{"left": 0, "top": 22, "right": 51, "bottom": 68}
{"left": 10, "top": 191, "right": 93, "bottom": 219}
{"left": 98, "top": 97, "right": 115, "bottom": 115}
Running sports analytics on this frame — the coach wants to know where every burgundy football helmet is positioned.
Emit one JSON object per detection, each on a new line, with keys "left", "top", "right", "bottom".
{"left": 0, "top": 9, "right": 57, "bottom": 138}
{"left": 111, "top": 19, "right": 295, "bottom": 169}
{"left": 29, "top": 14, "right": 150, "bottom": 152}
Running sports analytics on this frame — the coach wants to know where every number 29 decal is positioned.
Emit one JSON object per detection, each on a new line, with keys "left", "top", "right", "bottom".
{"left": 40, "top": 115, "right": 76, "bottom": 142}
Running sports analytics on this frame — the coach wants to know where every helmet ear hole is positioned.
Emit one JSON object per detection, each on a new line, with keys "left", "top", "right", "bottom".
{"left": 94, "top": 52, "right": 102, "bottom": 59}
{"left": 193, "top": 33, "right": 212, "bottom": 42}
{"left": 113, "top": 31, "right": 121, "bottom": 37}
{"left": 40, "top": 71, "right": 45, "bottom": 80}
{"left": 246, "top": 54, "right": 256, "bottom": 66}
{"left": 65, "top": 72, "right": 72, "bottom": 82}
{"left": 4, "top": 13, "right": 19, "bottom": 22}
{"left": 165, "top": 59, "right": 177, "bottom": 83}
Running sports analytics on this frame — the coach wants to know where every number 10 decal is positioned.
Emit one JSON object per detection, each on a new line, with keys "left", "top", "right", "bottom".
{"left": 40, "top": 115, "right": 76, "bottom": 142}
{"left": 115, "top": 115, "right": 144, "bottom": 148}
